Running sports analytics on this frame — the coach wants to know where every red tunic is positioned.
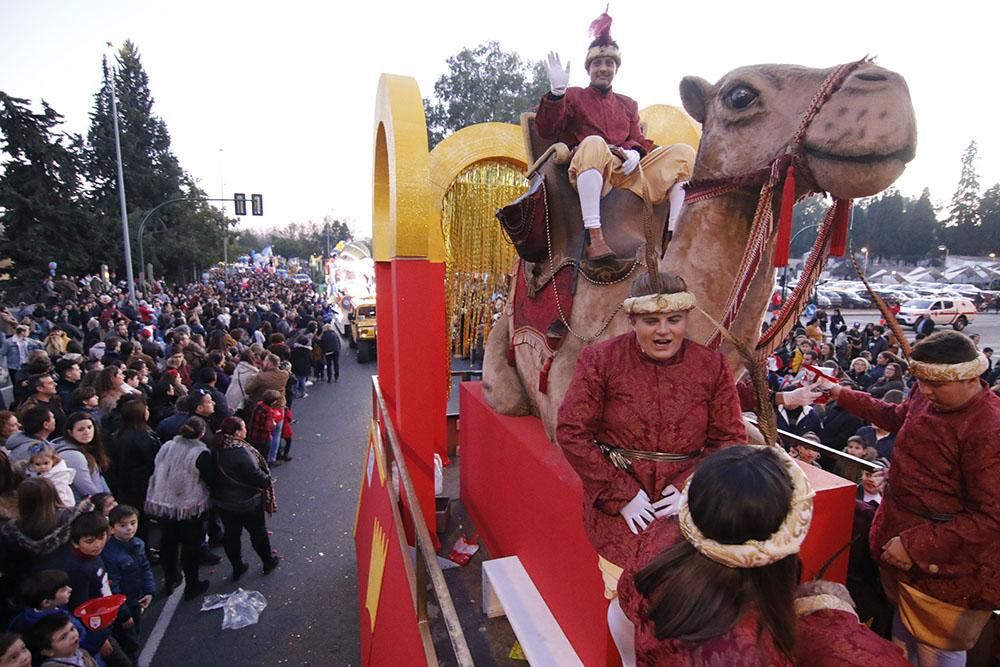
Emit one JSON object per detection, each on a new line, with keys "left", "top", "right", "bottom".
{"left": 556, "top": 334, "right": 746, "bottom": 566}
{"left": 837, "top": 386, "right": 1000, "bottom": 609}
{"left": 618, "top": 561, "right": 792, "bottom": 667}
{"left": 795, "top": 608, "right": 909, "bottom": 666}
{"left": 535, "top": 85, "right": 655, "bottom": 156}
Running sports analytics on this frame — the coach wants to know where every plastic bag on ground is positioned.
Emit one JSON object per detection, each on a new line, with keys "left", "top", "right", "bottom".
{"left": 200, "top": 588, "right": 268, "bottom": 630}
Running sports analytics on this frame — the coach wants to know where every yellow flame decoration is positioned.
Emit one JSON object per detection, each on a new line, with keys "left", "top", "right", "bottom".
{"left": 442, "top": 159, "right": 527, "bottom": 371}
{"left": 365, "top": 518, "right": 389, "bottom": 632}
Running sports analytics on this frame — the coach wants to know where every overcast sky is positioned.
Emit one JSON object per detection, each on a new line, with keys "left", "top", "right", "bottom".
{"left": 2, "top": 1, "right": 997, "bottom": 238}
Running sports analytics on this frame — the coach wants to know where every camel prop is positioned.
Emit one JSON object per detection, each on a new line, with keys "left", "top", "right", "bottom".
{"left": 483, "top": 60, "right": 917, "bottom": 441}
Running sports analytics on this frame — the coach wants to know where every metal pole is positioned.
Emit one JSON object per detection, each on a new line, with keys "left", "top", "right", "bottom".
{"left": 107, "top": 56, "right": 137, "bottom": 307}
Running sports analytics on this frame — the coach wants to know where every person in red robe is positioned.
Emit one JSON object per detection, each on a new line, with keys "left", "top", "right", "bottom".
{"left": 556, "top": 271, "right": 745, "bottom": 664}
{"left": 536, "top": 11, "right": 694, "bottom": 260}
{"left": 820, "top": 330, "right": 1000, "bottom": 666}
{"left": 614, "top": 445, "right": 810, "bottom": 666}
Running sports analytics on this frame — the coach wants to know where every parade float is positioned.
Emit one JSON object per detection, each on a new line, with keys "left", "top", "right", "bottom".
{"left": 353, "top": 53, "right": 916, "bottom": 664}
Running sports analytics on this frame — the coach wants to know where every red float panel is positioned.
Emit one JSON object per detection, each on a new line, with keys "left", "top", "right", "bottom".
{"left": 460, "top": 382, "right": 856, "bottom": 666}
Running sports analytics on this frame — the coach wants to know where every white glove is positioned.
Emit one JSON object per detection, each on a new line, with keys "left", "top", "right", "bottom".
{"left": 780, "top": 380, "right": 826, "bottom": 408}
{"left": 652, "top": 484, "right": 680, "bottom": 518}
{"left": 620, "top": 489, "right": 656, "bottom": 535}
{"left": 545, "top": 51, "right": 571, "bottom": 96}
{"left": 621, "top": 149, "right": 641, "bottom": 176}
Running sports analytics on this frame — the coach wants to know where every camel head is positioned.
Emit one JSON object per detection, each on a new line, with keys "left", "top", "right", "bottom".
{"left": 680, "top": 61, "right": 916, "bottom": 199}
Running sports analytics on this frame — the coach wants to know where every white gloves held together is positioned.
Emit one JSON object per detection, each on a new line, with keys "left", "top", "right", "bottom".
{"left": 620, "top": 485, "right": 681, "bottom": 535}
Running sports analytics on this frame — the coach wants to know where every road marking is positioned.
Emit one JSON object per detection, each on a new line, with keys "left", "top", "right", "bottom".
{"left": 138, "top": 586, "right": 183, "bottom": 667}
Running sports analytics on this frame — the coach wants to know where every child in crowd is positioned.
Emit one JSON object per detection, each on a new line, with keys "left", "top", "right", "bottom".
{"left": 834, "top": 435, "right": 867, "bottom": 483}
{"left": 102, "top": 505, "right": 153, "bottom": 661}
{"left": 0, "top": 633, "right": 31, "bottom": 667}
{"left": 7, "top": 570, "right": 110, "bottom": 662}
{"left": 248, "top": 390, "right": 282, "bottom": 461}
{"left": 65, "top": 513, "right": 112, "bottom": 611}
{"left": 278, "top": 406, "right": 294, "bottom": 463}
{"left": 25, "top": 444, "right": 76, "bottom": 508}
{"left": 89, "top": 494, "right": 117, "bottom": 518}
{"left": 68, "top": 387, "right": 101, "bottom": 421}
{"left": 24, "top": 613, "right": 97, "bottom": 667}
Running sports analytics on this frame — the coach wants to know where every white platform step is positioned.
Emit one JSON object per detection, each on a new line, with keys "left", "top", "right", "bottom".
{"left": 482, "top": 556, "right": 583, "bottom": 667}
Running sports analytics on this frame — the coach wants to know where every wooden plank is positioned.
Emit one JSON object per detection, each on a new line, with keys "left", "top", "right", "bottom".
{"left": 482, "top": 557, "right": 584, "bottom": 667}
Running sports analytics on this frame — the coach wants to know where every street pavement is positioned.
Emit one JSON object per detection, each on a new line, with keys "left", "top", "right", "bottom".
{"left": 142, "top": 348, "right": 372, "bottom": 666}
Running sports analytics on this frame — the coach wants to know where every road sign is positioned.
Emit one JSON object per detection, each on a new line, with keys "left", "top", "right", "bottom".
{"left": 234, "top": 193, "right": 247, "bottom": 216}
{"left": 251, "top": 194, "right": 263, "bottom": 216}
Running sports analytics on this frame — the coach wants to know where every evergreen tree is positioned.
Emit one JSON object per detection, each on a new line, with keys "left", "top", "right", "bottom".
{"left": 423, "top": 42, "right": 549, "bottom": 148}
{"left": 86, "top": 41, "right": 217, "bottom": 280}
{"left": 943, "top": 140, "right": 981, "bottom": 253}
{"left": 0, "top": 93, "right": 96, "bottom": 280}
{"left": 898, "top": 188, "right": 938, "bottom": 261}
{"left": 978, "top": 183, "right": 1000, "bottom": 257}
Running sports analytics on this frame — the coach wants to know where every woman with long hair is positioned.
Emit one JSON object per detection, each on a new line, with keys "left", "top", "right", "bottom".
{"left": 110, "top": 399, "right": 160, "bottom": 534}
{"left": 146, "top": 417, "right": 214, "bottom": 599}
{"left": 94, "top": 364, "right": 127, "bottom": 416}
{"left": 615, "top": 446, "right": 811, "bottom": 666}
{"left": 211, "top": 416, "right": 279, "bottom": 579}
{"left": 52, "top": 411, "right": 111, "bottom": 501}
{"left": 0, "top": 478, "right": 92, "bottom": 582}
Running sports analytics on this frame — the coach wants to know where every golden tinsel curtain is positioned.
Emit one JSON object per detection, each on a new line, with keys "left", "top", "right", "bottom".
{"left": 442, "top": 160, "right": 528, "bottom": 375}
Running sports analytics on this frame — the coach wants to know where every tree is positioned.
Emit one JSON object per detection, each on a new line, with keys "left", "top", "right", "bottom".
{"left": 942, "top": 140, "right": 981, "bottom": 253}
{"left": 261, "top": 217, "right": 352, "bottom": 259}
{"left": 0, "top": 93, "right": 96, "bottom": 280}
{"left": 978, "top": 184, "right": 1000, "bottom": 257}
{"left": 897, "top": 188, "right": 938, "bottom": 260}
{"left": 423, "top": 42, "right": 548, "bottom": 148}
{"left": 86, "top": 41, "right": 219, "bottom": 280}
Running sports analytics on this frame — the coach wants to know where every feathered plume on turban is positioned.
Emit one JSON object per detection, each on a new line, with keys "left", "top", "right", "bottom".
{"left": 586, "top": 10, "right": 621, "bottom": 68}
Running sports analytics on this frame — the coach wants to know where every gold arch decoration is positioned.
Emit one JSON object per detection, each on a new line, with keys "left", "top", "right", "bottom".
{"left": 372, "top": 74, "right": 443, "bottom": 263}
{"left": 429, "top": 123, "right": 527, "bottom": 362}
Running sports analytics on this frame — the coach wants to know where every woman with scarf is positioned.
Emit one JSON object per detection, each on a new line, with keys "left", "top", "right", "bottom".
{"left": 145, "top": 417, "right": 214, "bottom": 600}
{"left": 210, "top": 416, "right": 279, "bottom": 580}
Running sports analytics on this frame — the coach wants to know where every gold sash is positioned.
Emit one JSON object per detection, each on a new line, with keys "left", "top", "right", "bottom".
{"left": 897, "top": 582, "right": 991, "bottom": 651}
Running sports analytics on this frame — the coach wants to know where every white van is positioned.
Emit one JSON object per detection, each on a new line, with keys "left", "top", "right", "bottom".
{"left": 896, "top": 297, "right": 977, "bottom": 330}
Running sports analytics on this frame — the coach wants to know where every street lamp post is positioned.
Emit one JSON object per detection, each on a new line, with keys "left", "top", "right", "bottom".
{"left": 861, "top": 246, "right": 869, "bottom": 275}
{"left": 105, "top": 46, "right": 137, "bottom": 307}
{"left": 780, "top": 222, "right": 824, "bottom": 303}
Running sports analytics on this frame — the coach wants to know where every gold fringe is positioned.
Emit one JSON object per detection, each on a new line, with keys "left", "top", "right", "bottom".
{"left": 442, "top": 160, "right": 528, "bottom": 392}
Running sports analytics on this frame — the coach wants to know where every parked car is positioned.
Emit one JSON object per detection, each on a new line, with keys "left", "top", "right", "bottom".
{"left": 896, "top": 297, "right": 977, "bottom": 330}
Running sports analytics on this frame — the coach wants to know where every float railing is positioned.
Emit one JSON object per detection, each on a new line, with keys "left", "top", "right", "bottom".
{"left": 371, "top": 376, "right": 474, "bottom": 667}
{"left": 746, "top": 415, "right": 882, "bottom": 473}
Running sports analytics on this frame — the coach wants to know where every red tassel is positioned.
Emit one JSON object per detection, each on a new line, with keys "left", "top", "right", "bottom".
{"left": 539, "top": 355, "right": 554, "bottom": 394}
{"left": 773, "top": 164, "right": 796, "bottom": 267}
{"left": 829, "top": 198, "right": 852, "bottom": 257}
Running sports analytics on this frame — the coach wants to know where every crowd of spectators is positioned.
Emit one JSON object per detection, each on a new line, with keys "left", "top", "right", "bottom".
{"left": 0, "top": 270, "right": 342, "bottom": 666}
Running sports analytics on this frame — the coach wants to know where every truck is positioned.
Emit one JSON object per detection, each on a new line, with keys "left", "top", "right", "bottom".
{"left": 347, "top": 297, "right": 377, "bottom": 363}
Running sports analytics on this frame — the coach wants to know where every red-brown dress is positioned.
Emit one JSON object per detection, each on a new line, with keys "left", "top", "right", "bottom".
{"left": 535, "top": 85, "right": 655, "bottom": 156}
{"left": 795, "top": 607, "right": 910, "bottom": 666}
{"left": 836, "top": 385, "right": 1000, "bottom": 610}
{"left": 556, "top": 333, "right": 746, "bottom": 567}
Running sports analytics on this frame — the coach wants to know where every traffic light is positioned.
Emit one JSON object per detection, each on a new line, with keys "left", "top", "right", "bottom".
{"left": 251, "top": 194, "right": 263, "bottom": 216}
{"left": 234, "top": 193, "right": 247, "bottom": 216}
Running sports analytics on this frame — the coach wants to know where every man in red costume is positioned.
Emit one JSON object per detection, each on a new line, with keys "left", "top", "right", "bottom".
{"left": 536, "top": 12, "right": 695, "bottom": 260}
{"left": 556, "top": 271, "right": 745, "bottom": 665}
{"left": 821, "top": 330, "right": 1000, "bottom": 666}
